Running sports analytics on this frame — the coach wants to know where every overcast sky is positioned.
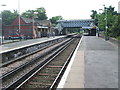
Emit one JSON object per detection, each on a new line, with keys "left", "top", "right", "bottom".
{"left": 1, "top": 0, "right": 119, "bottom": 19}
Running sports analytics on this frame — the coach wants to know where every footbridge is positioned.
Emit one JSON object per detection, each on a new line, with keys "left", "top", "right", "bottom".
{"left": 56, "top": 19, "right": 97, "bottom": 35}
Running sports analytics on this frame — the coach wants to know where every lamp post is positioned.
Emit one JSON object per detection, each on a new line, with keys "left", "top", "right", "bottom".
{"left": 26, "top": 11, "right": 38, "bottom": 39}
{"left": 98, "top": 9, "right": 103, "bottom": 37}
{"left": 32, "top": 15, "right": 35, "bottom": 39}
{"left": 98, "top": 9, "right": 104, "bottom": 37}
{"left": 0, "top": 4, "right": 6, "bottom": 45}
{"left": 32, "top": 12, "right": 38, "bottom": 39}
{"left": 103, "top": 4, "right": 108, "bottom": 40}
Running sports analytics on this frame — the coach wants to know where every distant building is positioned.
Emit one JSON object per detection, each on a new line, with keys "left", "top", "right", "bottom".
{"left": 3, "top": 16, "right": 51, "bottom": 39}
{"left": 118, "top": 1, "right": 120, "bottom": 13}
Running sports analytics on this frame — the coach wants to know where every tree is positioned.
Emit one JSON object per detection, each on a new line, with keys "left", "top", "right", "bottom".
{"left": 35, "top": 7, "right": 48, "bottom": 20}
{"left": 110, "top": 15, "right": 120, "bottom": 38}
{"left": 90, "top": 10, "right": 97, "bottom": 19}
{"left": 90, "top": 10, "right": 98, "bottom": 26}
{"left": 21, "top": 10, "right": 35, "bottom": 18}
{"left": 91, "top": 5, "right": 120, "bottom": 39}
{"left": 21, "top": 7, "right": 48, "bottom": 20}
{"left": 50, "top": 16, "right": 63, "bottom": 27}
{"left": 2, "top": 10, "right": 19, "bottom": 26}
{"left": 99, "top": 6, "right": 117, "bottom": 35}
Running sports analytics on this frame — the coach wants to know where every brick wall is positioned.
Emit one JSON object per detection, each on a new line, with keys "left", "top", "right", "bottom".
{"left": 3, "top": 16, "right": 33, "bottom": 39}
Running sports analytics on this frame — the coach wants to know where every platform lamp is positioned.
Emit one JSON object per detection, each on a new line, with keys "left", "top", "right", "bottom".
{"left": 0, "top": 4, "right": 6, "bottom": 45}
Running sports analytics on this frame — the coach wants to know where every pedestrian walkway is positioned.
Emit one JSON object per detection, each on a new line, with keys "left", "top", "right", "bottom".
{"left": 58, "top": 36, "right": 118, "bottom": 88}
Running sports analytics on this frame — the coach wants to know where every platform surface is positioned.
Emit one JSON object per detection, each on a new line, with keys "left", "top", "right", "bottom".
{"left": 0, "top": 36, "right": 64, "bottom": 54}
{"left": 58, "top": 36, "right": 118, "bottom": 88}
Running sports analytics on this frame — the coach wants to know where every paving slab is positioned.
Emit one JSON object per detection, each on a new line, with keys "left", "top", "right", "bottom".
{"left": 84, "top": 36, "right": 118, "bottom": 88}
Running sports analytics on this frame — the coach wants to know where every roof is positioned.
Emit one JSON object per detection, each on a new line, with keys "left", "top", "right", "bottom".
{"left": 37, "top": 20, "right": 51, "bottom": 26}
{"left": 58, "top": 19, "right": 95, "bottom": 23}
{"left": 21, "top": 17, "right": 33, "bottom": 23}
{"left": 20, "top": 16, "right": 51, "bottom": 26}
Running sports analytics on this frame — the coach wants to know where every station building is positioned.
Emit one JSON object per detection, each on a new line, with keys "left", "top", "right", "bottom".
{"left": 3, "top": 16, "right": 52, "bottom": 39}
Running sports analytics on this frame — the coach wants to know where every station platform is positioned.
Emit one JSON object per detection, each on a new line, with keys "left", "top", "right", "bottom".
{"left": 0, "top": 36, "right": 65, "bottom": 54}
{"left": 58, "top": 36, "right": 118, "bottom": 88}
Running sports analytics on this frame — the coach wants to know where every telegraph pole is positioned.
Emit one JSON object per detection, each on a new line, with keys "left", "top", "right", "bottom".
{"left": 18, "top": 0, "right": 21, "bottom": 40}
{"left": 0, "top": 4, "right": 6, "bottom": 45}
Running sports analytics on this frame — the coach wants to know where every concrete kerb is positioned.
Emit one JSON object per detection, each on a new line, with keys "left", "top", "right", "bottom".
{"left": 99, "top": 35, "right": 120, "bottom": 46}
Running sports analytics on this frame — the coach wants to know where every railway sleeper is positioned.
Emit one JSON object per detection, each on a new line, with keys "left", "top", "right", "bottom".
{"left": 33, "top": 76, "right": 55, "bottom": 80}
{"left": 28, "top": 82, "right": 52, "bottom": 86}
{"left": 38, "top": 73, "right": 58, "bottom": 76}
{"left": 21, "top": 84, "right": 51, "bottom": 88}
{"left": 47, "top": 66, "right": 63, "bottom": 68}
{"left": 29, "top": 78, "right": 54, "bottom": 83}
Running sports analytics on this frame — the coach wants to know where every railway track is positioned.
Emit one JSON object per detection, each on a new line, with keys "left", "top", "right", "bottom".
{"left": 18, "top": 36, "right": 80, "bottom": 89}
{"left": 1, "top": 37, "right": 67, "bottom": 75}
{"left": 2, "top": 34, "right": 81, "bottom": 89}
{"left": 1, "top": 37, "right": 71, "bottom": 89}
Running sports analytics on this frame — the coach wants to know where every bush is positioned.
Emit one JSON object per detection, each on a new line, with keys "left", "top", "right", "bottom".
{"left": 116, "top": 36, "right": 120, "bottom": 40}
